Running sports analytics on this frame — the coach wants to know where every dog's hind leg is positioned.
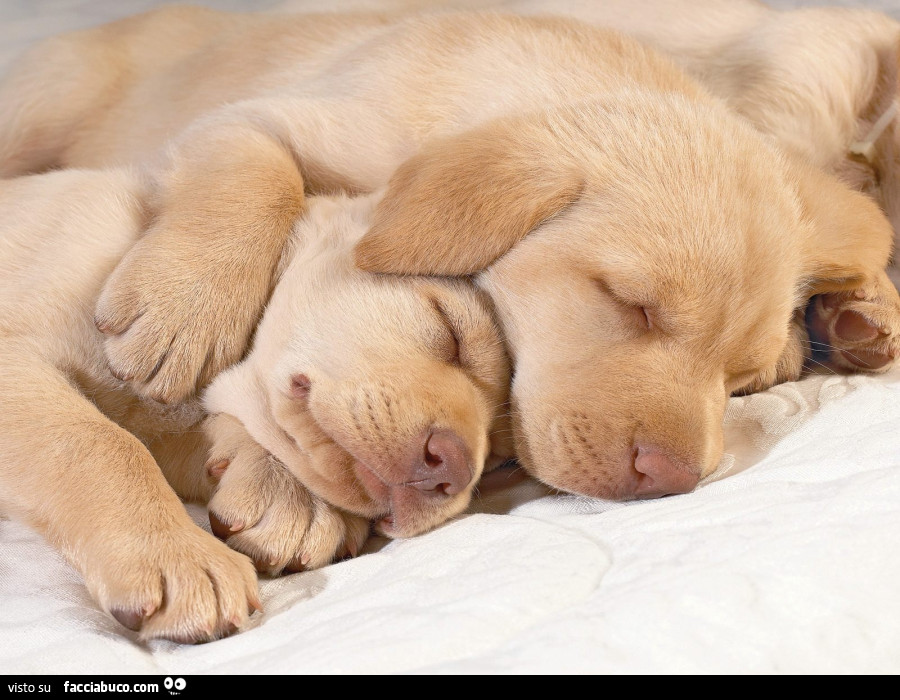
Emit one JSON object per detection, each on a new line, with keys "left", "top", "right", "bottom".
{"left": 0, "top": 348, "right": 259, "bottom": 642}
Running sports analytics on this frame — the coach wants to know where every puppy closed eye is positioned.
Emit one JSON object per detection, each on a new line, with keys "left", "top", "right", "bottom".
{"left": 595, "top": 279, "right": 654, "bottom": 331}
{"left": 430, "top": 298, "right": 462, "bottom": 365}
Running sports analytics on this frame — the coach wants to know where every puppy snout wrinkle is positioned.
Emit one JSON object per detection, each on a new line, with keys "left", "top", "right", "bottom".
{"left": 403, "top": 429, "right": 473, "bottom": 496}
{"left": 632, "top": 445, "right": 699, "bottom": 498}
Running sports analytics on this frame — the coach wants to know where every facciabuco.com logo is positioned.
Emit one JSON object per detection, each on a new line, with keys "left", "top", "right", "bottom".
{"left": 62, "top": 681, "right": 160, "bottom": 693}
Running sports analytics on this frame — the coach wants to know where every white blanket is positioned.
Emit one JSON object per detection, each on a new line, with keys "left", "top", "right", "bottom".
{"left": 2, "top": 0, "right": 899, "bottom": 676}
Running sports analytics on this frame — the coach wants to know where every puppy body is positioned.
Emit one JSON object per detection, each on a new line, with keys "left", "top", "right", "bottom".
{"left": 0, "top": 169, "right": 510, "bottom": 640}
{"left": 0, "top": 8, "right": 894, "bottom": 503}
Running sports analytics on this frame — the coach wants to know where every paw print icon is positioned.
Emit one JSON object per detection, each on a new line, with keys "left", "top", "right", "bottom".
{"left": 164, "top": 678, "right": 186, "bottom": 695}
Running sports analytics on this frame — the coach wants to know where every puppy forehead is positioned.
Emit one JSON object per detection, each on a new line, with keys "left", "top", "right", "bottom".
{"left": 301, "top": 272, "right": 495, "bottom": 362}
{"left": 481, "top": 178, "right": 803, "bottom": 372}
{"left": 514, "top": 174, "right": 803, "bottom": 299}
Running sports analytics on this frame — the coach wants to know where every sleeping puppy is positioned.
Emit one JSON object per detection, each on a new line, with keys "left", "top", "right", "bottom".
{"left": 0, "top": 8, "right": 895, "bottom": 501}
{"left": 202, "top": 192, "right": 511, "bottom": 548}
{"left": 354, "top": 108, "right": 898, "bottom": 498}
{"left": 0, "top": 169, "right": 510, "bottom": 641}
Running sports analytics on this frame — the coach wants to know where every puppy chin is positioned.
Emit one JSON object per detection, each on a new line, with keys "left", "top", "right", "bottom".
{"left": 372, "top": 486, "right": 473, "bottom": 539}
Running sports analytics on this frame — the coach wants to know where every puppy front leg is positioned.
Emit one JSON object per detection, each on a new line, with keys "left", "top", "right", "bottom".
{"left": 95, "top": 104, "right": 308, "bottom": 405}
{"left": 735, "top": 306, "right": 808, "bottom": 395}
{"left": 0, "top": 355, "right": 259, "bottom": 642}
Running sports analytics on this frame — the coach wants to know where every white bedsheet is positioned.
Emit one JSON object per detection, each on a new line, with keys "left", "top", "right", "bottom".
{"left": 1, "top": 0, "right": 899, "bottom": 676}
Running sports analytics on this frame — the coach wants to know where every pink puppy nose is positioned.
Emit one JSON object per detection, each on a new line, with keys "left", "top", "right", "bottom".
{"left": 633, "top": 445, "right": 699, "bottom": 498}
{"left": 404, "top": 430, "right": 473, "bottom": 496}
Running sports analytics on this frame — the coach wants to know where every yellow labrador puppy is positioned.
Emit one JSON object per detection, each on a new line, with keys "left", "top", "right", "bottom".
{"left": 203, "top": 192, "right": 511, "bottom": 548}
{"left": 0, "top": 169, "right": 510, "bottom": 642}
{"left": 0, "top": 8, "right": 894, "bottom": 501}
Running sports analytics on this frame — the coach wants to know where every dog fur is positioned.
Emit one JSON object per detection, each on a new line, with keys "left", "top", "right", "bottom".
{"left": 0, "top": 169, "right": 510, "bottom": 641}
{"left": 0, "top": 8, "right": 895, "bottom": 503}
{"left": 321, "top": 0, "right": 900, "bottom": 369}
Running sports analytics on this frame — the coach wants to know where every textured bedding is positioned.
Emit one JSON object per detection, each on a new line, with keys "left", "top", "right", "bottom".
{"left": 2, "top": 0, "right": 900, "bottom": 675}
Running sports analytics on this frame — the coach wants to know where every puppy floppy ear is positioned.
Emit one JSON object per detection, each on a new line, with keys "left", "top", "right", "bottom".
{"left": 797, "top": 161, "right": 894, "bottom": 294}
{"left": 355, "top": 121, "right": 584, "bottom": 276}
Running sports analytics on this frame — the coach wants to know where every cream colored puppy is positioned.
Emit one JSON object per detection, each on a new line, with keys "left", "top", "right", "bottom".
{"left": 0, "top": 169, "right": 510, "bottom": 641}
{"left": 0, "top": 8, "right": 894, "bottom": 502}
{"left": 204, "top": 192, "right": 511, "bottom": 549}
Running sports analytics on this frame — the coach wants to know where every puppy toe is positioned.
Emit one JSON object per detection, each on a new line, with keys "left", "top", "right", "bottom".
{"left": 806, "top": 291, "right": 900, "bottom": 374}
{"left": 110, "top": 605, "right": 155, "bottom": 632}
{"left": 209, "top": 511, "right": 245, "bottom": 539}
{"left": 135, "top": 541, "right": 257, "bottom": 643}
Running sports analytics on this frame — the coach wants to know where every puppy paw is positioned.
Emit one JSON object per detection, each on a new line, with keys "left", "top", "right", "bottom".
{"left": 94, "top": 223, "right": 270, "bottom": 404}
{"left": 204, "top": 414, "right": 370, "bottom": 575}
{"left": 85, "top": 523, "right": 260, "bottom": 643}
{"left": 806, "top": 274, "right": 900, "bottom": 373}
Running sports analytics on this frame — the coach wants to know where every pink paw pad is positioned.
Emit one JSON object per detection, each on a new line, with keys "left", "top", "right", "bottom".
{"left": 834, "top": 310, "right": 881, "bottom": 342}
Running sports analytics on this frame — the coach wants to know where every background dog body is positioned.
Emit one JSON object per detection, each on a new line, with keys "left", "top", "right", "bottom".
{"left": 0, "top": 6, "right": 894, "bottom": 503}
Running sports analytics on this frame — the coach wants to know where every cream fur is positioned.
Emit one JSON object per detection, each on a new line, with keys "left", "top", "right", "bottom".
{"left": 0, "top": 8, "right": 895, "bottom": 519}
{"left": 0, "top": 169, "right": 510, "bottom": 641}
{"left": 341, "top": 0, "right": 900, "bottom": 280}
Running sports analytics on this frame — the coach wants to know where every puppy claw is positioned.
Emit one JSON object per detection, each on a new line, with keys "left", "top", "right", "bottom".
{"left": 206, "top": 459, "right": 230, "bottom": 480}
{"left": 209, "top": 511, "right": 240, "bottom": 540}
{"left": 110, "top": 607, "right": 146, "bottom": 632}
{"left": 94, "top": 318, "right": 115, "bottom": 334}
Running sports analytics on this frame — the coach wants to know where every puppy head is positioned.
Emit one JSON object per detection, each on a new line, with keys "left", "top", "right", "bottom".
{"left": 355, "top": 95, "right": 892, "bottom": 500}
{"left": 208, "top": 194, "right": 511, "bottom": 538}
